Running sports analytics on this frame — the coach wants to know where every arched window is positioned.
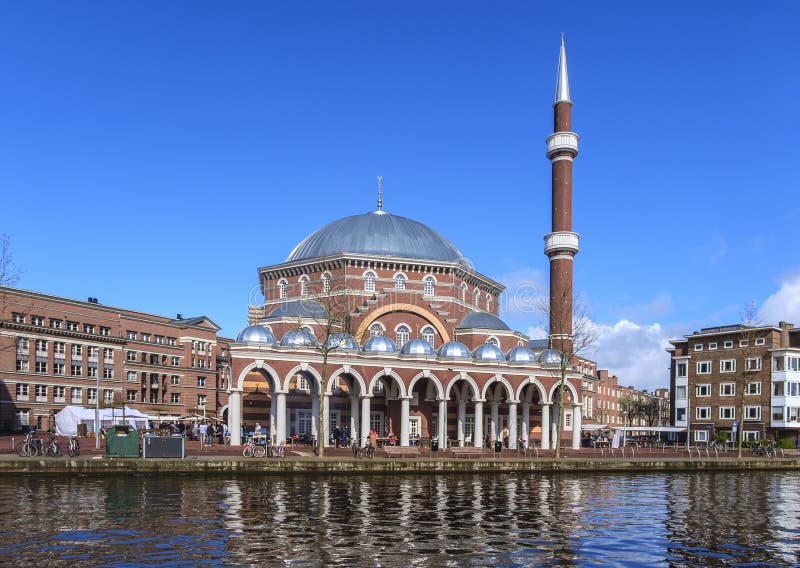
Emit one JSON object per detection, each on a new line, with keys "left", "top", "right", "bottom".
{"left": 487, "top": 337, "right": 499, "bottom": 347}
{"left": 278, "top": 279, "right": 287, "bottom": 299}
{"left": 369, "top": 323, "right": 384, "bottom": 337}
{"left": 421, "top": 326, "right": 436, "bottom": 347}
{"left": 394, "top": 274, "right": 406, "bottom": 290}
{"left": 322, "top": 273, "right": 331, "bottom": 293}
{"left": 396, "top": 324, "right": 410, "bottom": 348}
{"left": 364, "top": 271, "right": 376, "bottom": 293}
{"left": 473, "top": 288, "right": 480, "bottom": 307}
{"left": 299, "top": 276, "right": 309, "bottom": 296}
{"left": 486, "top": 293, "right": 492, "bottom": 312}
{"left": 460, "top": 282, "right": 467, "bottom": 303}
{"left": 423, "top": 276, "right": 435, "bottom": 296}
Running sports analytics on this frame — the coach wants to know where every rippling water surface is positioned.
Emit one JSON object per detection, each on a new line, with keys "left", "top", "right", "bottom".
{"left": 0, "top": 471, "right": 798, "bottom": 567}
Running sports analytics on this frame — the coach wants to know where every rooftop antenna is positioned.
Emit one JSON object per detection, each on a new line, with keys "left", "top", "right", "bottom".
{"left": 376, "top": 175, "right": 383, "bottom": 211}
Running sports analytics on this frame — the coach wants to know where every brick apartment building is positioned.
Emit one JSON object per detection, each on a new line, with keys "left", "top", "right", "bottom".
{"left": 0, "top": 286, "right": 231, "bottom": 432}
{"left": 667, "top": 322, "right": 800, "bottom": 446}
{"left": 581, "top": 369, "right": 661, "bottom": 430}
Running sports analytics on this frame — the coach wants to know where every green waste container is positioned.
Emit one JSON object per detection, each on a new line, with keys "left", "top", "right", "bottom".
{"left": 105, "top": 425, "right": 140, "bottom": 457}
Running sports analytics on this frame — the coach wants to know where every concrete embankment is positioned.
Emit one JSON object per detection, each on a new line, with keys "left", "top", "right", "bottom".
{"left": 1, "top": 456, "right": 799, "bottom": 475}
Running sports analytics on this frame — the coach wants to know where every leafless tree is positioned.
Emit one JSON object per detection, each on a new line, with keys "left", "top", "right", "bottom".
{"left": 735, "top": 301, "right": 762, "bottom": 458}
{"left": 0, "top": 235, "right": 22, "bottom": 354}
{"left": 302, "top": 278, "right": 353, "bottom": 458}
{"left": 539, "top": 290, "right": 597, "bottom": 458}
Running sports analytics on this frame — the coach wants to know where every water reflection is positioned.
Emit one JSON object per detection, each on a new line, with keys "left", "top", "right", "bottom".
{"left": 0, "top": 472, "right": 798, "bottom": 566}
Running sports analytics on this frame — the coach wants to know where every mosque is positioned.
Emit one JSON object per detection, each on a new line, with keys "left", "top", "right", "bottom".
{"left": 226, "top": 39, "right": 589, "bottom": 450}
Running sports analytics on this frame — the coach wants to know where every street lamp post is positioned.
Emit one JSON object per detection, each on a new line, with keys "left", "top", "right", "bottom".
{"left": 95, "top": 372, "right": 100, "bottom": 449}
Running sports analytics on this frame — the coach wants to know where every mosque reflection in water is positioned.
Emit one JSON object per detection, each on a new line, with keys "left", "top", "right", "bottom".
{"left": 1, "top": 472, "right": 799, "bottom": 566}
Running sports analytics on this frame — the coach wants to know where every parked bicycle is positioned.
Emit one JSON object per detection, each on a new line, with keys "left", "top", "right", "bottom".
{"left": 752, "top": 442, "right": 775, "bottom": 458}
{"left": 268, "top": 440, "right": 285, "bottom": 458}
{"left": 242, "top": 437, "right": 266, "bottom": 458}
{"left": 352, "top": 440, "right": 362, "bottom": 458}
{"left": 15, "top": 432, "right": 43, "bottom": 457}
{"left": 363, "top": 442, "right": 375, "bottom": 459}
{"left": 67, "top": 437, "right": 80, "bottom": 457}
{"left": 43, "top": 437, "right": 61, "bottom": 457}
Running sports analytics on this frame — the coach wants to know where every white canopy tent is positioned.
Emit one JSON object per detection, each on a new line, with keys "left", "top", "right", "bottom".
{"left": 55, "top": 405, "right": 150, "bottom": 436}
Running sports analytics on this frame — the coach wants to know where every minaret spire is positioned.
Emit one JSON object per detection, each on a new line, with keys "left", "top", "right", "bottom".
{"left": 376, "top": 175, "right": 383, "bottom": 211}
{"left": 554, "top": 33, "right": 571, "bottom": 106}
{"left": 544, "top": 36, "right": 580, "bottom": 351}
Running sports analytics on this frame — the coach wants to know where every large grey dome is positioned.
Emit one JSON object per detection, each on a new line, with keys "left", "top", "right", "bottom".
{"left": 267, "top": 299, "right": 328, "bottom": 320}
{"left": 286, "top": 211, "right": 468, "bottom": 266}
{"left": 400, "top": 338, "right": 436, "bottom": 357}
{"left": 362, "top": 335, "right": 398, "bottom": 353}
{"left": 235, "top": 325, "right": 276, "bottom": 344}
{"left": 437, "top": 340, "right": 471, "bottom": 359}
{"left": 457, "top": 311, "right": 511, "bottom": 331}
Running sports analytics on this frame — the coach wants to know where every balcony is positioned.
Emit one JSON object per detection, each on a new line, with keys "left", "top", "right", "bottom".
{"left": 545, "top": 131, "right": 579, "bottom": 159}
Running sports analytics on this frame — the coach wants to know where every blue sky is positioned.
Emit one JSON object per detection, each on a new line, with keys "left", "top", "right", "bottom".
{"left": 2, "top": 2, "right": 799, "bottom": 391}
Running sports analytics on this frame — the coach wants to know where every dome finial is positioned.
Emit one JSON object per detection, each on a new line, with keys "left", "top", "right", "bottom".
{"left": 377, "top": 175, "right": 383, "bottom": 211}
{"left": 554, "top": 33, "right": 572, "bottom": 106}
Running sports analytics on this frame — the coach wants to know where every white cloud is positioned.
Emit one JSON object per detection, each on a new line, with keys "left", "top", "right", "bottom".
{"left": 495, "top": 267, "right": 547, "bottom": 326}
{"left": 760, "top": 274, "right": 800, "bottom": 325}
{"left": 590, "top": 319, "right": 674, "bottom": 392}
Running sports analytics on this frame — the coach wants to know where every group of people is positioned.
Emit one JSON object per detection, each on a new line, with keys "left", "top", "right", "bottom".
{"left": 331, "top": 424, "right": 351, "bottom": 447}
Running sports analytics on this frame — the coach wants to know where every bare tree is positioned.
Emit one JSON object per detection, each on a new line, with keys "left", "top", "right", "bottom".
{"left": 539, "top": 290, "right": 597, "bottom": 458}
{"left": 618, "top": 395, "right": 638, "bottom": 429}
{"left": 735, "top": 301, "right": 762, "bottom": 458}
{"left": 641, "top": 397, "right": 661, "bottom": 427}
{"left": 0, "top": 234, "right": 19, "bottom": 288}
{"left": 301, "top": 278, "right": 352, "bottom": 458}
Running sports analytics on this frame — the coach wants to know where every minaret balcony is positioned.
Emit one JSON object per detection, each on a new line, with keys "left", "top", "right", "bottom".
{"left": 544, "top": 231, "right": 580, "bottom": 256}
{"left": 546, "top": 131, "right": 579, "bottom": 159}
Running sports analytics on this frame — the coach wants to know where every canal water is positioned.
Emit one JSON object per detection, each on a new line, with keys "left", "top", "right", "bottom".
{"left": 0, "top": 471, "right": 798, "bottom": 567}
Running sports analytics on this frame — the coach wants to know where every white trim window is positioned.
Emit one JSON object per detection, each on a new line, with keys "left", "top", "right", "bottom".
{"left": 364, "top": 271, "right": 376, "bottom": 293}
{"left": 369, "top": 322, "right": 384, "bottom": 337}
{"left": 322, "top": 273, "right": 331, "bottom": 293}
{"left": 421, "top": 326, "right": 436, "bottom": 347}
{"left": 755, "top": 337, "right": 765, "bottom": 346}
{"left": 16, "top": 383, "right": 29, "bottom": 401}
{"left": 395, "top": 324, "right": 410, "bottom": 349}
{"left": 694, "top": 430, "right": 708, "bottom": 443}
{"left": 745, "top": 357, "right": 762, "bottom": 371}
{"left": 675, "top": 385, "right": 687, "bottom": 400}
{"left": 745, "top": 382, "right": 761, "bottom": 395}
{"left": 70, "top": 387, "right": 82, "bottom": 404}
{"left": 739, "top": 339, "right": 749, "bottom": 347}
{"left": 696, "top": 384, "right": 711, "bottom": 397}
{"left": 744, "top": 406, "right": 761, "bottom": 420}
{"left": 278, "top": 279, "right": 287, "bottom": 299}
{"left": 696, "top": 361, "right": 712, "bottom": 374}
{"left": 720, "top": 359, "right": 736, "bottom": 373}
{"left": 723, "top": 341, "right": 733, "bottom": 349}
{"left": 297, "top": 375, "right": 310, "bottom": 392}
{"left": 694, "top": 344, "right": 703, "bottom": 351}
{"left": 719, "top": 406, "right": 735, "bottom": 420}
{"left": 720, "top": 383, "right": 735, "bottom": 396}
{"left": 299, "top": 276, "right": 309, "bottom": 296}
{"left": 696, "top": 406, "right": 711, "bottom": 420}
{"left": 676, "top": 362, "right": 688, "bottom": 378}
{"left": 423, "top": 276, "right": 435, "bottom": 296}
{"left": 743, "top": 431, "right": 760, "bottom": 441}
{"left": 708, "top": 342, "right": 718, "bottom": 350}
{"left": 394, "top": 273, "right": 406, "bottom": 290}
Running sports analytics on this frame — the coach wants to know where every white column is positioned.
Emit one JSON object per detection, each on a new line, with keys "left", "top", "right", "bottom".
{"left": 361, "top": 395, "right": 371, "bottom": 446}
{"left": 276, "top": 391, "right": 287, "bottom": 443}
{"left": 572, "top": 403, "right": 582, "bottom": 449}
{"left": 521, "top": 403, "right": 531, "bottom": 449}
{"left": 438, "top": 399, "right": 447, "bottom": 445}
{"left": 551, "top": 403, "right": 560, "bottom": 448}
{"left": 541, "top": 403, "right": 550, "bottom": 450}
{"left": 400, "top": 396, "right": 410, "bottom": 447}
{"left": 229, "top": 390, "right": 242, "bottom": 446}
{"left": 322, "top": 394, "right": 330, "bottom": 447}
{"left": 473, "top": 400, "right": 484, "bottom": 448}
{"left": 311, "top": 395, "right": 320, "bottom": 444}
{"left": 351, "top": 395, "right": 360, "bottom": 444}
{"left": 457, "top": 401, "right": 466, "bottom": 446}
{"left": 490, "top": 402, "right": 500, "bottom": 441}
{"left": 508, "top": 402, "right": 518, "bottom": 449}
{"left": 269, "top": 397, "right": 277, "bottom": 442}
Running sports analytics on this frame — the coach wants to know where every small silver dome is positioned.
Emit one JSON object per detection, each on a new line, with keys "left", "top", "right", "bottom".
{"left": 473, "top": 343, "right": 505, "bottom": 361}
{"left": 507, "top": 346, "right": 537, "bottom": 363}
{"left": 235, "top": 325, "right": 276, "bottom": 344}
{"left": 280, "top": 328, "right": 318, "bottom": 347}
{"left": 400, "top": 338, "right": 435, "bottom": 357}
{"left": 267, "top": 299, "right": 328, "bottom": 320}
{"left": 326, "top": 332, "right": 359, "bottom": 351}
{"left": 540, "top": 348, "right": 564, "bottom": 366}
{"left": 437, "top": 340, "right": 471, "bottom": 359}
{"left": 456, "top": 311, "right": 511, "bottom": 331}
{"left": 362, "top": 335, "right": 398, "bottom": 353}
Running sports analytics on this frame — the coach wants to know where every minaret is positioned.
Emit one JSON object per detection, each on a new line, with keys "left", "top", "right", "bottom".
{"left": 544, "top": 36, "right": 579, "bottom": 350}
